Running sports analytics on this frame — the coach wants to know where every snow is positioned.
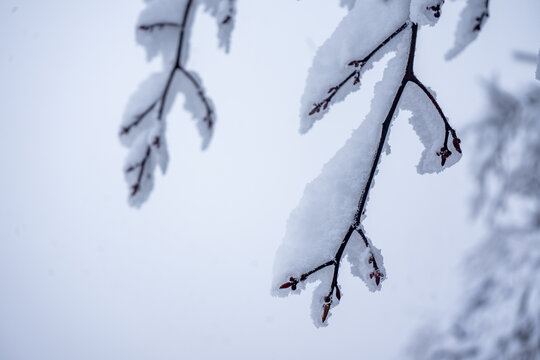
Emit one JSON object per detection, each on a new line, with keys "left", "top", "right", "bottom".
{"left": 120, "top": 72, "right": 168, "bottom": 147}
{"left": 137, "top": 0, "right": 190, "bottom": 63}
{"left": 177, "top": 69, "right": 215, "bottom": 150}
{"left": 409, "top": 0, "right": 444, "bottom": 27}
{"left": 339, "top": 0, "right": 356, "bottom": 10}
{"left": 446, "top": 0, "right": 489, "bottom": 60}
{"left": 121, "top": 0, "right": 235, "bottom": 206}
{"left": 273, "top": 32, "right": 412, "bottom": 327}
{"left": 275, "top": 0, "right": 466, "bottom": 327}
{"left": 299, "top": 0, "right": 410, "bottom": 134}
{"left": 202, "top": 0, "right": 236, "bottom": 52}
{"left": 401, "top": 84, "right": 462, "bottom": 174}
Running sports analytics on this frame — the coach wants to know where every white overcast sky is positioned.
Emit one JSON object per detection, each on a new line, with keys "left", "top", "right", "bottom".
{"left": 0, "top": 1, "right": 538, "bottom": 359}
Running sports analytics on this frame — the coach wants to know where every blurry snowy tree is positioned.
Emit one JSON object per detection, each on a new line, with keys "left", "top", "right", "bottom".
{"left": 406, "top": 81, "right": 540, "bottom": 359}
{"left": 272, "top": 0, "right": 495, "bottom": 326}
{"left": 119, "top": 0, "right": 236, "bottom": 206}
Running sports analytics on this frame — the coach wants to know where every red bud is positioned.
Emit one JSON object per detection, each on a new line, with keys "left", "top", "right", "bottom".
{"left": 279, "top": 282, "right": 292, "bottom": 289}
{"left": 131, "top": 184, "right": 140, "bottom": 196}
{"left": 321, "top": 304, "right": 330, "bottom": 323}
{"left": 453, "top": 137, "right": 462, "bottom": 153}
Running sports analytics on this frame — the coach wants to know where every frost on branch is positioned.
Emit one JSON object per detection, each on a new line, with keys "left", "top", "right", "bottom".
{"left": 119, "top": 0, "right": 236, "bottom": 207}
{"left": 446, "top": 0, "right": 490, "bottom": 60}
{"left": 274, "top": 0, "right": 462, "bottom": 326}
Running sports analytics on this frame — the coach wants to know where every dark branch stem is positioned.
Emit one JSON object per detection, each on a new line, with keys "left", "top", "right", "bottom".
{"left": 157, "top": 0, "right": 194, "bottom": 119}
{"left": 308, "top": 22, "right": 409, "bottom": 116}
{"left": 221, "top": 0, "right": 236, "bottom": 24}
{"left": 473, "top": 0, "right": 489, "bottom": 32}
{"left": 120, "top": 100, "right": 157, "bottom": 135}
{"left": 139, "top": 22, "right": 180, "bottom": 31}
{"left": 124, "top": 0, "right": 196, "bottom": 198}
{"left": 178, "top": 67, "right": 215, "bottom": 129}
{"left": 130, "top": 146, "right": 151, "bottom": 197}
{"left": 280, "top": 23, "right": 463, "bottom": 320}
{"left": 349, "top": 22, "right": 409, "bottom": 68}
{"left": 282, "top": 23, "right": 463, "bottom": 323}
{"left": 410, "top": 76, "right": 461, "bottom": 164}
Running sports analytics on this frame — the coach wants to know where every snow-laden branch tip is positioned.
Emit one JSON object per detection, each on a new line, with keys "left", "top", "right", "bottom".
{"left": 273, "top": 0, "right": 462, "bottom": 327}
{"left": 446, "top": 0, "right": 490, "bottom": 60}
{"left": 119, "top": 0, "right": 236, "bottom": 207}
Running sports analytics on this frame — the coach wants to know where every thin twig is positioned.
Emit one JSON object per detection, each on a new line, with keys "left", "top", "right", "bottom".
{"left": 308, "top": 22, "right": 409, "bottom": 116}
{"left": 139, "top": 22, "right": 180, "bottom": 31}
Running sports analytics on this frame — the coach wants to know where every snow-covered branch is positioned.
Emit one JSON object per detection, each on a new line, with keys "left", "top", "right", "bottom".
{"left": 119, "top": 0, "right": 236, "bottom": 207}
{"left": 274, "top": 0, "right": 463, "bottom": 326}
{"left": 308, "top": 22, "right": 409, "bottom": 117}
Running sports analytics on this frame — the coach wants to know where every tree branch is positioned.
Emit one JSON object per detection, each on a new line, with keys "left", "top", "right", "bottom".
{"left": 308, "top": 22, "right": 409, "bottom": 116}
{"left": 178, "top": 67, "right": 215, "bottom": 130}
{"left": 127, "top": 146, "right": 151, "bottom": 197}
{"left": 122, "top": 0, "right": 197, "bottom": 198}
{"left": 221, "top": 0, "right": 236, "bottom": 24}
{"left": 138, "top": 22, "right": 181, "bottom": 31}
{"left": 280, "top": 22, "right": 462, "bottom": 323}
{"left": 410, "top": 76, "right": 461, "bottom": 165}
{"left": 473, "top": 0, "right": 489, "bottom": 32}
{"left": 120, "top": 100, "right": 158, "bottom": 135}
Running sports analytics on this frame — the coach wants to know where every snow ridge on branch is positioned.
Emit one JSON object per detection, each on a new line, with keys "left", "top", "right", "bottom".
{"left": 119, "top": 0, "right": 236, "bottom": 207}
{"left": 274, "top": 0, "right": 462, "bottom": 326}
{"left": 446, "top": 0, "right": 490, "bottom": 60}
